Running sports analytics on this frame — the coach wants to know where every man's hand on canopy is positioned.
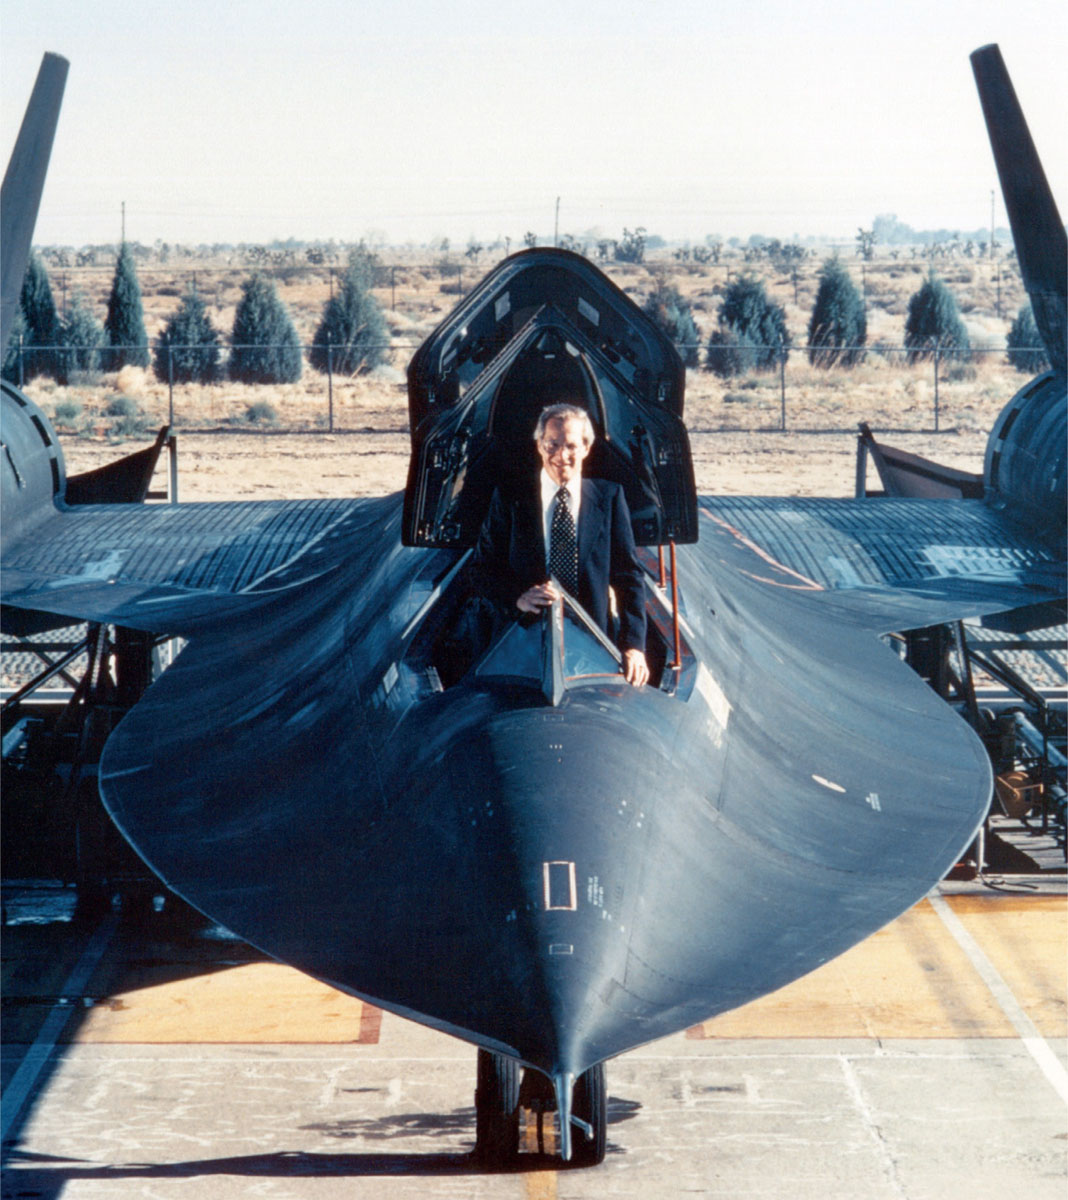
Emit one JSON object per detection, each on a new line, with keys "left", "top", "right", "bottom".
{"left": 623, "top": 649, "right": 649, "bottom": 688}
{"left": 516, "top": 581, "right": 560, "bottom": 614}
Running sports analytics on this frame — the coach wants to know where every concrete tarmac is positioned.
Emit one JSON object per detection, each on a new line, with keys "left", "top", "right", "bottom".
{"left": 2, "top": 881, "right": 1066, "bottom": 1200}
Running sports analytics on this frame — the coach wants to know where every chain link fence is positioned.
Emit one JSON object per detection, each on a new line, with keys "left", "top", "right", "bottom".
{"left": 7, "top": 337, "right": 1046, "bottom": 437}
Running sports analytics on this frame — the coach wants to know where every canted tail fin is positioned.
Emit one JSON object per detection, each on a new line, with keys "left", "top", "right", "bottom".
{"left": 971, "top": 44, "right": 1066, "bottom": 379}
{"left": 1, "top": 53, "right": 69, "bottom": 350}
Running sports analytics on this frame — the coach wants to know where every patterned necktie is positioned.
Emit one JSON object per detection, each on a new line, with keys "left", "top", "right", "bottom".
{"left": 549, "top": 486, "right": 578, "bottom": 596}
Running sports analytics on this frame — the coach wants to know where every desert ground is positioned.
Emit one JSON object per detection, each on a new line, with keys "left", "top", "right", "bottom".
{"left": 16, "top": 246, "right": 1032, "bottom": 500}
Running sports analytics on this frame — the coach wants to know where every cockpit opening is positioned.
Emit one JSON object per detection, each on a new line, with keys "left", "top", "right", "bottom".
{"left": 400, "top": 557, "right": 687, "bottom": 704}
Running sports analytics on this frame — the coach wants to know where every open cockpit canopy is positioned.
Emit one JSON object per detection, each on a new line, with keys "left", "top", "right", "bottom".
{"left": 403, "top": 248, "right": 697, "bottom": 550}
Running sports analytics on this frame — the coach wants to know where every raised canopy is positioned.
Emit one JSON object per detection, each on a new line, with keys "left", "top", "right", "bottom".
{"left": 403, "top": 248, "right": 697, "bottom": 549}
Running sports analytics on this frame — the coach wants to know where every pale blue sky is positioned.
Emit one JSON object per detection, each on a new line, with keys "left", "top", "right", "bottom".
{"left": 2, "top": 0, "right": 1065, "bottom": 247}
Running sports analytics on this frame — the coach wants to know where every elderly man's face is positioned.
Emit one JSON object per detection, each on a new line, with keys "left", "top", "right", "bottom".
{"left": 538, "top": 416, "right": 590, "bottom": 486}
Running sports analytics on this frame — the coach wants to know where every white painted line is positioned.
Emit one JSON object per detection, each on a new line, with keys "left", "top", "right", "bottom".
{"left": 930, "top": 890, "right": 1068, "bottom": 1106}
{"left": 1, "top": 913, "right": 118, "bottom": 1145}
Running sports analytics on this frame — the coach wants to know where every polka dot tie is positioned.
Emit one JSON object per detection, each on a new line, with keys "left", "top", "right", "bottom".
{"left": 549, "top": 487, "right": 578, "bottom": 596}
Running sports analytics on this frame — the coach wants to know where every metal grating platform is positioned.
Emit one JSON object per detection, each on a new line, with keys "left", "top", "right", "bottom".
{"left": 4, "top": 499, "right": 358, "bottom": 594}
{"left": 701, "top": 495, "right": 1060, "bottom": 591}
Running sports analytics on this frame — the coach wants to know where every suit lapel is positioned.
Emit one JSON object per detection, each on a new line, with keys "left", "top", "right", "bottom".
{"left": 519, "top": 481, "right": 545, "bottom": 577}
{"left": 577, "top": 478, "right": 604, "bottom": 569}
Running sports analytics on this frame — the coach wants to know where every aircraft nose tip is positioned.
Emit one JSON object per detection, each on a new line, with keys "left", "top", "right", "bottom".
{"left": 433, "top": 700, "right": 673, "bottom": 1074}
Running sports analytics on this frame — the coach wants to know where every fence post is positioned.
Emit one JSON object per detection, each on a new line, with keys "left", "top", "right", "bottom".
{"left": 778, "top": 337, "right": 787, "bottom": 432}
{"left": 933, "top": 341, "right": 940, "bottom": 432}
{"left": 168, "top": 433, "right": 179, "bottom": 505}
{"left": 327, "top": 339, "right": 334, "bottom": 433}
{"left": 167, "top": 343, "right": 174, "bottom": 426}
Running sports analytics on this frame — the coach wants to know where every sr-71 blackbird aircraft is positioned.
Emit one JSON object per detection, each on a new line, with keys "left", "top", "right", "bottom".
{"left": 1, "top": 45, "right": 1064, "bottom": 1165}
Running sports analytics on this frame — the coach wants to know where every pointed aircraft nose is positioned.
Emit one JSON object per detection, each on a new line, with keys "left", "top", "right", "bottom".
{"left": 396, "top": 685, "right": 689, "bottom": 1078}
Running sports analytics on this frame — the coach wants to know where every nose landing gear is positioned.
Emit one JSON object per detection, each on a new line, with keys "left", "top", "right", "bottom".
{"left": 473, "top": 1049, "right": 607, "bottom": 1167}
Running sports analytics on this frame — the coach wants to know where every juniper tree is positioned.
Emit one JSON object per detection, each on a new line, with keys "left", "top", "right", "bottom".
{"left": 705, "top": 326, "right": 762, "bottom": 378}
{"left": 58, "top": 291, "right": 106, "bottom": 381}
{"left": 103, "top": 242, "right": 150, "bottom": 371}
{"left": 807, "top": 258, "right": 867, "bottom": 367}
{"left": 229, "top": 274, "right": 303, "bottom": 384}
{"left": 309, "top": 249, "right": 388, "bottom": 376}
{"left": 153, "top": 290, "right": 222, "bottom": 383}
{"left": 706, "top": 275, "right": 789, "bottom": 374}
{"left": 903, "top": 273, "right": 969, "bottom": 363}
{"left": 642, "top": 279, "right": 700, "bottom": 368}
{"left": 1005, "top": 304, "right": 1049, "bottom": 374}
{"left": 12, "top": 252, "right": 62, "bottom": 380}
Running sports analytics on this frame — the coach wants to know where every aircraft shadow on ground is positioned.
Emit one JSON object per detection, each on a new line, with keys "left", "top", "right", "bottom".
{"left": 3, "top": 1099, "right": 641, "bottom": 1184}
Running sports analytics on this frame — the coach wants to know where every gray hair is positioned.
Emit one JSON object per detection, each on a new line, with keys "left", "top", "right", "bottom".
{"left": 533, "top": 404, "right": 595, "bottom": 446}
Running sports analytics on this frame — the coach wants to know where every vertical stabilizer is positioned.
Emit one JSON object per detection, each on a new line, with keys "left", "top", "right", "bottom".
{"left": 1, "top": 53, "right": 69, "bottom": 350}
{"left": 970, "top": 44, "right": 1066, "bottom": 378}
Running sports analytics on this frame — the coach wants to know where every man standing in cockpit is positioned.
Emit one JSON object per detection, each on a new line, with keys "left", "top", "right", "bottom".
{"left": 472, "top": 403, "right": 649, "bottom": 687}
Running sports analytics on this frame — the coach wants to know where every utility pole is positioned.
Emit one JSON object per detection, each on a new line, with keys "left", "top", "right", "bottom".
{"left": 554, "top": 197, "right": 560, "bottom": 248}
{"left": 990, "top": 189, "right": 995, "bottom": 257}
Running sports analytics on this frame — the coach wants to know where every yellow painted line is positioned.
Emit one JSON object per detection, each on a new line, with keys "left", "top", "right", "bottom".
{"left": 689, "top": 894, "right": 1067, "bottom": 1040}
{"left": 520, "top": 1110, "right": 558, "bottom": 1197}
{"left": 524, "top": 1171, "right": 558, "bottom": 1200}
{"left": 692, "top": 898, "right": 1023, "bottom": 1039}
{"left": 74, "top": 962, "right": 379, "bottom": 1043}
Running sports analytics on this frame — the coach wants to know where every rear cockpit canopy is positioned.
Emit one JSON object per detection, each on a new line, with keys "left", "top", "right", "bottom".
{"left": 402, "top": 249, "right": 697, "bottom": 550}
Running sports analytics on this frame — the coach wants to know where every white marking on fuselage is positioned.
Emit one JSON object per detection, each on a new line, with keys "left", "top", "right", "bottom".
{"left": 812, "top": 775, "right": 847, "bottom": 794}
{"left": 695, "top": 663, "right": 731, "bottom": 747}
{"left": 42, "top": 550, "right": 126, "bottom": 590}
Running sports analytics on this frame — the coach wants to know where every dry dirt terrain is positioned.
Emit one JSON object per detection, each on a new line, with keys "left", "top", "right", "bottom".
{"left": 54, "top": 411, "right": 997, "bottom": 505}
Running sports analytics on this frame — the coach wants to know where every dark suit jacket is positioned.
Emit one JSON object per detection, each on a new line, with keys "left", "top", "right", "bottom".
{"left": 472, "top": 476, "right": 647, "bottom": 653}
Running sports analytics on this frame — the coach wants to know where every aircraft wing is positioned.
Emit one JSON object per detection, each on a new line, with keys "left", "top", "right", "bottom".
{"left": 1, "top": 495, "right": 399, "bottom": 636}
{"left": 695, "top": 494, "right": 1065, "bottom": 632}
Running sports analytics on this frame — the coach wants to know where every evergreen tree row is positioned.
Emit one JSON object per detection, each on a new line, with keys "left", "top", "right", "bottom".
{"left": 5, "top": 250, "right": 1047, "bottom": 390}
{"left": 641, "top": 262, "right": 1048, "bottom": 378}
{"left": 3, "top": 249, "right": 389, "bottom": 387}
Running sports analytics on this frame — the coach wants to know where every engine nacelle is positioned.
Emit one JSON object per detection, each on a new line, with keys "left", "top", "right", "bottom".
{"left": 1, "top": 381, "right": 66, "bottom": 558}
{"left": 984, "top": 370, "right": 1067, "bottom": 540}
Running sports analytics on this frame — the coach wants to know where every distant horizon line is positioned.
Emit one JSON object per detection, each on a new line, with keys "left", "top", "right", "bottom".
{"left": 28, "top": 226, "right": 1019, "bottom": 254}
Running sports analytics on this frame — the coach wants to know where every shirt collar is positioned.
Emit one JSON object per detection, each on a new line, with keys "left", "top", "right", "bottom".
{"left": 540, "top": 469, "right": 581, "bottom": 508}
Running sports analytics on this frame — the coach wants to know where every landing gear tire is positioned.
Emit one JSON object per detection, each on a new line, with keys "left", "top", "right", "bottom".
{"left": 570, "top": 1062, "right": 607, "bottom": 1166}
{"left": 475, "top": 1049, "right": 520, "bottom": 1165}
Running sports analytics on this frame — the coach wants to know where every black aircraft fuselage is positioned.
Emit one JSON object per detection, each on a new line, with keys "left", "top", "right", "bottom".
{"left": 1, "top": 44, "right": 1065, "bottom": 1165}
